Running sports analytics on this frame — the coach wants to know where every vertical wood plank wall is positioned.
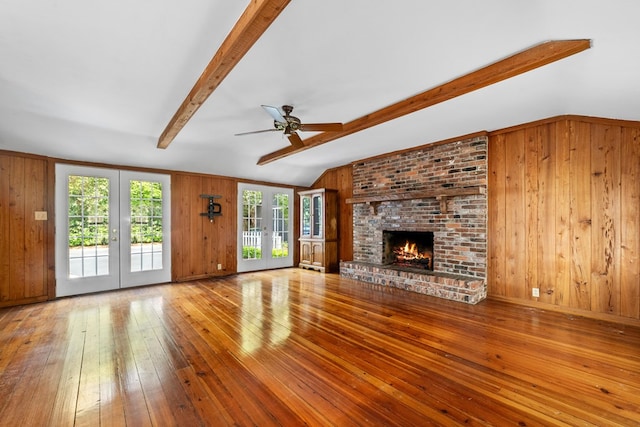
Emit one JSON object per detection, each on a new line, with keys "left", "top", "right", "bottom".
{"left": 171, "top": 172, "right": 303, "bottom": 282}
{"left": 0, "top": 150, "right": 304, "bottom": 305}
{"left": 488, "top": 117, "right": 640, "bottom": 320}
{"left": 2, "top": 114, "right": 639, "bottom": 322}
{"left": 312, "top": 165, "right": 353, "bottom": 263}
{"left": 0, "top": 152, "right": 50, "bottom": 307}
{"left": 171, "top": 173, "right": 239, "bottom": 281}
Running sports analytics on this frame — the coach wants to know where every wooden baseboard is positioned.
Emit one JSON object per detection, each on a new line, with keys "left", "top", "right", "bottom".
{"left": 488, "top": 295, "right": 640, "bottom": 328}
{"left": 175, "top": 272, "right": 236, "bottom": 282}
{"left": 0, "top": 295, "right": 49, "bottom": 308}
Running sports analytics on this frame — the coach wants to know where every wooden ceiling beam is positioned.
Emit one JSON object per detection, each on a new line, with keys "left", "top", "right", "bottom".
{"left": 257, "top": 39, "right": 591, "bottom": 165}
{"left": 157, "top": 0, "right": 291, "bottom": 149}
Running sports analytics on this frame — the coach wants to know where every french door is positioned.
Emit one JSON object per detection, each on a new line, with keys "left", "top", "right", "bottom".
{"left": 55, "top": 165, "right": 171, "bottom": 297}
{"left": 237, "top": 183, "right": 293, "bottom": 272}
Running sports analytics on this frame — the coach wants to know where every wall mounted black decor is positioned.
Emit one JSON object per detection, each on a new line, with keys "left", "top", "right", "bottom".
{"left": 200, "top": 194, "right": 222, "bottom": 222}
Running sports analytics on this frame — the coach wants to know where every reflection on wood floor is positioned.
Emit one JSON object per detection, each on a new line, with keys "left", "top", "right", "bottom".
{"left": 0, "top": 268, "right": 639, "bottom": 426}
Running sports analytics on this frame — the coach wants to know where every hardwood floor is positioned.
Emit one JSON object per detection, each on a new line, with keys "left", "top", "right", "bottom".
{"left": 0, "top": 269, "right": 638, "bottom": 426}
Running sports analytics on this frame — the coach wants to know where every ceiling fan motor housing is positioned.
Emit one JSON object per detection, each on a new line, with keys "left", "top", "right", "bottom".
{"left": 278, "top": 105, "right": 301, "bottom": 134}
{"left": 236, "top": 104, "right": 342, "bottom": 138}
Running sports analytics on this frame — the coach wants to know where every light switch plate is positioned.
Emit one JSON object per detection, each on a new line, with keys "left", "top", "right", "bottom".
{"left": 35, "top": 211, "right": 48, "bottom": 221}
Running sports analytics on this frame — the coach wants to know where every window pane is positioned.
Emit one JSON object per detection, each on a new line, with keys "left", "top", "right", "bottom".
{"left": 67, "top": 175, "right": 110, "bottom": 278}
{"left": 272, "top": 193, "right": 289, "bottom": 258}
{"left": 242, "top": 190, "right": 263, "bottom": 260}
{"left": 129, "top": 180, "right": 164, "bottom": 272}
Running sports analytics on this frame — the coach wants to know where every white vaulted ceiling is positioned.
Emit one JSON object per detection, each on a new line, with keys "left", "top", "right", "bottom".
{"left": 1, "top": 1, "right": 638, "bottom": 186}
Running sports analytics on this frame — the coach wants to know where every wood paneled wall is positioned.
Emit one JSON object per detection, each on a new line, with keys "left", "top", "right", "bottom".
{"left": 4, "top": 114, "right": 639, "bottom": 324}
{"left": 171, "top": 172, "right": 302, "bottom": 282}
{"left": 0, "top": 152, "right": 51, "bottom": 307}
{"left": 312, "top": 165, "right": 353, "bottom": 263}
{"left": 171, "top": 173, "right": 239, "bottom": 281}
{"left": 488, "top": 116, "right": 640, "bottom": 320}
{"left": 0, "top": 148, "right": 304, "bottom": 302}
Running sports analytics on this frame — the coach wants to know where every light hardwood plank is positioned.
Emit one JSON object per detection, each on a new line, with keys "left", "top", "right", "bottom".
{"left": 554, "top": 119, "right": 572, "bottom": 307}
{"left": 488, "top": 133, "right": 507, "bottom": 297}
{"left": 569, "top": 121, "right": 593, "bottom": 310}
{"left": 504, "top": 130, "right": 527, "bottom": 299}
{"left": 0, "top": 269, "right": 638, "bottom": 426}
{"left": 620, "top": 127, "right": 640, "bottom": 319}
{"left": 525, "top": 125, "right": 540, "bottom": 300}
{"left": 590, "top": 124, "right": 621, "bottom": 315}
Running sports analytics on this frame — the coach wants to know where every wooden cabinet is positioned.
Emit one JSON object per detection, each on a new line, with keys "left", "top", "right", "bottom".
{"left": 299, "top": 240, "right": 327, "bottom": 268}
{"left": 298, "top": 188, "right": 338, "bottom": 273}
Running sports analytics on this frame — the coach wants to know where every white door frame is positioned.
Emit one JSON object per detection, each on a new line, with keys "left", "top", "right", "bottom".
{"left": 55, "top": 164, "right": 171, "bottom": 297}
{"left": 119, "top": 170, "right": 171, "bottom": 288}
{"left": 237, "top": 183, "right": 293, "bottom": 272}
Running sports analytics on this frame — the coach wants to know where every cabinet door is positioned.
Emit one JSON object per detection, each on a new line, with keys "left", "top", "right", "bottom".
{"left": 300, "top": 240, "right": 313, "bottom": 265}
{"left": 311, "top": 194, "right": 323, "bottom": 238}
{"left": 311, "top": 241, "right": 324, "bottom": 266}
{"left": 301, "top": 195, "right": 311, "bottom": 237}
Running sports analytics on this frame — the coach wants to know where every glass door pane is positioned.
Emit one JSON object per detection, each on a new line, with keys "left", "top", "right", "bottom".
{"left": 242, "top": 190, "right": 263, "bottom": 261}
{"left": 67, "top": 175, "right": 111, "bottom": 277}
{"left": 56, "top": 164, "right": 120, "bottom": 297}
{"left": 56, "top": 166, "right": 171, "bottom": 296}
{"left": 312, "top": 194, "right": 322, "bottom": 237}
{"left": 237, "top": 183, "right": 293, "bottom": 272}
{"left": 119, "top": 170, "right": 171, "bottom": 288}
{"left": 129, "top": 179, "right": 164, "bottom": 272}
{"left": 271, "top": 192, "right": 290, "bottom": 259}
{"left": 301, "top": 196, "right": 311, "bottom": 237}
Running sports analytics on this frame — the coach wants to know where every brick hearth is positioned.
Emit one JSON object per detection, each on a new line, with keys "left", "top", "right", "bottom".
{"left": 341, "top": 135, "right": 488, "bottom": 304}
{"left": 340, "top": 261, "right": 486, "bottom": 304}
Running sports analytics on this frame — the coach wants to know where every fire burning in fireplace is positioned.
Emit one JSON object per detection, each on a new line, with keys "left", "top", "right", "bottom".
{"left": 393, "top": 240, "right": 433, "bottom": 270}
{"left": 383, "top": 231, "right": 434, "bottom": 271}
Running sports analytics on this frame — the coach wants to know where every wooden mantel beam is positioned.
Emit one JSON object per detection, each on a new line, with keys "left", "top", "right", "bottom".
{"left": 257, "top": 39, "right": 591, "bottom": 165}
{"left": 157, "top": 0, "right": 291, "bottom": 149}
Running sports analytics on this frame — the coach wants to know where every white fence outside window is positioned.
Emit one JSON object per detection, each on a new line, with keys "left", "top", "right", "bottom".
{"left": 242, "top": 231, "right": 282, "bottom": 249}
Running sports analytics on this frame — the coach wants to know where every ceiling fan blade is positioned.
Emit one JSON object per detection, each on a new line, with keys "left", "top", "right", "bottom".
{"left": 235, "top": 128, "right": 280, "bottom": 136}
{"left": 261, "top": 105, "right": 287, "bottom": 123}
{"left": 287, "top": 132, "right": 304, "bottom": 148}
{"left": 298, "top": 123, "right": 343, "bottom": 132}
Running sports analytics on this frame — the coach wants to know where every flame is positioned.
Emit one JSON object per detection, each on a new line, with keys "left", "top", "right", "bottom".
{"left": 392, "top": 239, "right": 433, "bottom": 270}
{"left": 395, "top": 240, "right": 429, "bottom": 259}
{"left": 403, "top": 241, "right": 418, "bottom": 256}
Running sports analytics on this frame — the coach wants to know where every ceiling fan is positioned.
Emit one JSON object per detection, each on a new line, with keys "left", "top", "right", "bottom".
{"left": 235, "top": 105, "right": 343, "bottom": 147}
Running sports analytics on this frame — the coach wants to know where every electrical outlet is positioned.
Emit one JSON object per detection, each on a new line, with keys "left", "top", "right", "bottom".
{"left": 532, "top": 288, "right": 540, "bottom": 297}
{"left": 217, "top": 263, "right": 222, "bottom": 270}
{"left": 34, "top": 211, "right": 48, "bottom": 221}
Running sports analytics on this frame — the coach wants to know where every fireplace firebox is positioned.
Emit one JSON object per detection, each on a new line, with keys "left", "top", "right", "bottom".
{"left": 382, "top": 231, "right": 434, "bottom": 271}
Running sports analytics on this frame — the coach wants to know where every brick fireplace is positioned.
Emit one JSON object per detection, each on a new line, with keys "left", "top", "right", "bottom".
{"left": 340, "top": 135, "right": 488, "bottom": 304}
